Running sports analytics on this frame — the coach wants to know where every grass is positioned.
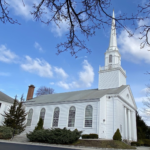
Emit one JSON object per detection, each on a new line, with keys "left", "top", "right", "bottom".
{"left": 71, "top": 140, "right": 136, "bottom": 149}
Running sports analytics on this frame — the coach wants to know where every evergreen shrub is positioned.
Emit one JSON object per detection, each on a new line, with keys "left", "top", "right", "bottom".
{"left": 27, "top": 127, "right": 82, "bottom": 144}
{"left": 131, "top": 141, "right": 141, "bottom": 146}
{"left": 113, "top": 129, "right": 122, "bottom": 141}
{"left": 82, "top": 134, "right": 98, "bottom": 139}
{"left": 34, "top": 118, "right": 44, "bottom": 131}
{"left": 143, "top": 139, "right": 150, "bottom": 146}
{"left": 82, "top": 134, "right": 89, "bottom": 139}
{"left": 0, "top": 126, "right": 13, "bottom": 139}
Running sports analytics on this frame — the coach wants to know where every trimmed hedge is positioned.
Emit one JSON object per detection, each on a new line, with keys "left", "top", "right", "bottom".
{"left": 113, "top": 129, "right": 122, "bottom": 141}
{"left": 82, "top": 134, "right": 98, "bottom": 139}
{"left": 27, "top": 127, "right": 82, "bottom": 144}
{"left": 0, "top": 126, "right": 13, "bottom": 139}
{"left": 131, "top": 139, "right": 150, "bottom": 146}
{"left": 131, "top": 142, "right": 141, "bottom": 146}
{"left": 143, "top": 139, "right": 150, "bottom": 146}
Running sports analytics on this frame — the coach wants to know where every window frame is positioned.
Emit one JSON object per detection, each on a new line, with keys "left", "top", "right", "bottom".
{"left": 52, "top": 107, "right": 60, "bottom": 127}
{"left": 40, "top": 108, "right": 46, "bottom": 122}
{"left": 26, "top": 108, "right": 33, "bottom": 126}
{"left": 84, "top": 105, "right": 93, "bottom": 128}
{"left": 109, "top": 54, "right": 112, "bottom": 63}
{"left": 68, "top": 106, "right": 76, "bottom": 128}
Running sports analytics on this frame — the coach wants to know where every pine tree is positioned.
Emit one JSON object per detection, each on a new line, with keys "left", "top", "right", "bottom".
{"left": 34, "top": 118, "right": 44, "bottom": 131}
{"left": 2, "top": 95, "right": 27, "bottom": 134}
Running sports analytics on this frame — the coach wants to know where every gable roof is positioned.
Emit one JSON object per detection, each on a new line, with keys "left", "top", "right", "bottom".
{"left": 25, "top": 85, "right": 128, "bottom": 105}
{"left": 0, "top": 91, "right": 14, "bottom": 104}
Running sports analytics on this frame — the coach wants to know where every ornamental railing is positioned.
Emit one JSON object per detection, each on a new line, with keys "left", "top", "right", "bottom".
{"left": 99, "top": 64, "right": 126, "bottom": 74}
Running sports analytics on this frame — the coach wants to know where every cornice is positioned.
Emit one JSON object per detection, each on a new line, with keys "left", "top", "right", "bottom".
{"left": 99, "top": 67, "right": 126, "bottom": 78}
{"left": 24, "top": 98, "right": 100, "bottom": 107}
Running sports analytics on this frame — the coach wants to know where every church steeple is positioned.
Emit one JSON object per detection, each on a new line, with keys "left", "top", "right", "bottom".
{"left": 98, "top": 10, "right": 126, "bottom": 90}
{"left": 108, "top": 10, "right": 118, "bottom": 51}
{"left": 104, "top": 10, "right": 121, "bottom": 67}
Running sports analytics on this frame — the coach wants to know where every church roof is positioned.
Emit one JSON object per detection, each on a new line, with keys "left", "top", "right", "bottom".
{"left": 25, "top": 85, "right": 128, "bottom": 105}
{"left": 0, "top": 91, "right": 14, "bottom": 104}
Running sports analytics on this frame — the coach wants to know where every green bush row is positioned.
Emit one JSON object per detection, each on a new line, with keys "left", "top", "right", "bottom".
{"left": 27, "top": 127, "right": 82, "bottom": 144}
{"left": 0, "top": 126, "right": 13, "bottom": 139}
{"left": 131, "top": 139, "right": 150, "bottom": 146}
{"left": 82, "top": 134, "right": 98, "bottom": 139}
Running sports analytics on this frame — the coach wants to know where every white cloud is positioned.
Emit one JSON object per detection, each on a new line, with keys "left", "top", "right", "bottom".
{"left": 21, "top": 56, "right": 53, "bottom": 78}
{"left": 135, "top": 97, "right": 147, "bottom": 103}
{"left": 34, "top": 42, "right": 44, "bottom": 52}
{"left": 51, "top": 19, "right": 69, "bottom": 37}
{"left": 50, "top": 82, "right": 54, "bottom": 85}
{"left": 118, "top": 20, "right": 150, "bottom": 64}
{"left": 141, "top": 88, "right": 150, "bottom": 94}
{"left": 0, "top": 45, "right": 18, "bottom": 63}
{"left": 79, "top": 60, "right": 94, "bottom": 87}
{"left": 8, "top": 0, "right": 34, "bottom": 20}
{"left": 57, "top": 81, "right": 70, "bottom": 90}
{"left": 8, "top": 0, "right": 68, "bottom": 36}
{"left": 54, "top": 67, "right": 68, "bottom": 78}
{"left": 0, "top": 72, "right": 10, "bottom": 76}
{"left": 57, "top": 60, "right": 94, "bottom": 89}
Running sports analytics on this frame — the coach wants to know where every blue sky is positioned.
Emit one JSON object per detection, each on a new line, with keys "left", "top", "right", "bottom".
{"left": 0, "top": 0, "right": 150, "bottom": 124}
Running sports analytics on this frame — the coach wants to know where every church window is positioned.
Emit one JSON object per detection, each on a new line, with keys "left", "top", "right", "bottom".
{"left": 68, "top": 106, "right": 76, "bottom": 127}
{"left": 52, "top": 107, "right": 60, "bottom": 127}
{"left": 26, "top": 109, "right": 33, "bottom": 126}
{"left": 109, "top": 55, "right": 112, "bottom": 63}
{"left": 85, "top": 105, "right": 93, "bottom": 127}
{"left": 40, "top": 108, "right": 45, "bottom": 121}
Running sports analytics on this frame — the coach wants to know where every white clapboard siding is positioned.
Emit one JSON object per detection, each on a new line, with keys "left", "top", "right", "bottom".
{"left": 116, "top": 99, "right": 124, "bottom": 138}
{"left": 99, "top": 70, "right": 119, "bottom": 90}
{"left": 106, "top": 99, "right": 114, "bottom": 139}
{"left": 0, "top": 101, "right": 12, "bottom": 126}
{"left": 25, "top": 101, "right": 98, "bottom": 135}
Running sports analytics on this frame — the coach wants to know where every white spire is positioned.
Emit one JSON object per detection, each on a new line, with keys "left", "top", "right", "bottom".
{"left": 108, "top": 10, "right": 118, "bottom": 51}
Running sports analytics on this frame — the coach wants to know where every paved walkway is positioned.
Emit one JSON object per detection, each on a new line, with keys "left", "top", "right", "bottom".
{"left": 11, "top": 134, "right": 29, "bottom": 142}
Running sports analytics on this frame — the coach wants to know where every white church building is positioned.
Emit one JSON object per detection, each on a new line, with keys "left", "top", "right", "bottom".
{"left": 24, "top": 11, "right": 137, "bottom": 141}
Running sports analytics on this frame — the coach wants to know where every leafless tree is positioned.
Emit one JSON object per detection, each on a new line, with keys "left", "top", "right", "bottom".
{"left": 143, "top": 72, "right": 150, "bottom": 117}
{"left": 35, "top": 86, "right": 54, "bottom": 97}
{"left": 0, "top": 0, "right": 150, "bottom": 57}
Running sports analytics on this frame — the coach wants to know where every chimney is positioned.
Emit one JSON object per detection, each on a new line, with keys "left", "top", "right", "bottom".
{"left": 26, "top": 85, "right": 35, "bottom": 100}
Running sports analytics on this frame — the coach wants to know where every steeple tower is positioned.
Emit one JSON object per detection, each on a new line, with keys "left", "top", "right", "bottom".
{"left": 105, "top": 10, "right": 121, "bottom": 67}
{"left": 98, "top": 10, "right": 126, "bottom": 90}
{"left": 108, "top": 10, "right": 118, "bottom": 51}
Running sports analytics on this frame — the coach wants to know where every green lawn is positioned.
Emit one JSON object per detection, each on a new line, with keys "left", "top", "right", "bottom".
{"left": 72, "top": 140, "right": 136, "bottom": 149}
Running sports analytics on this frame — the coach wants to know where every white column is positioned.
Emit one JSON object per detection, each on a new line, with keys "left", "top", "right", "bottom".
{"left": 124, "top": 107, "right": 127, "bottom": 139}
{"left": 131, "top": 111, "right": 134, "bottom": 141}
{"left": 128, "top": 109, "right": 131, "bottom": 140}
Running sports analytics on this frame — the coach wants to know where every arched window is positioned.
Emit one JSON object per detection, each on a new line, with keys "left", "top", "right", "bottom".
{"left": 109, "top": 55, "right": 112, "bottom": 63}
{"left": 26, "top": 109, "right": 33, "bottom": 126}
{"left": 40, "top": 108, "right": 45, "bottom": 121}
{"left": 52, "top": 107, "right": 60, "bottom": 127}
{"left": 85, "top": 105, "right": 93, "bottom": 127}
{"left": 68, "top": 106, "right": 76, "bottom": 127}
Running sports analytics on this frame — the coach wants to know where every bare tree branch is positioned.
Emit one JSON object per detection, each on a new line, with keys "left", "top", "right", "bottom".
{"left": 0, "top": 0, "right": 20, "bottom": 24}
{"left": 1, "top": 0, "right": 150, "bottom": 56}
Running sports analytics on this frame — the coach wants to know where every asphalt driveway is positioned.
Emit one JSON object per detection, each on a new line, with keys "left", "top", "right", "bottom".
{"left": 0, "top": 142, "right": 80, "bottom": 150}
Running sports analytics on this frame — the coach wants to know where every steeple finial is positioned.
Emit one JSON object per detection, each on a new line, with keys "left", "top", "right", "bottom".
{"left": 108, "top": 10, "right": 118, "bottom": 51}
